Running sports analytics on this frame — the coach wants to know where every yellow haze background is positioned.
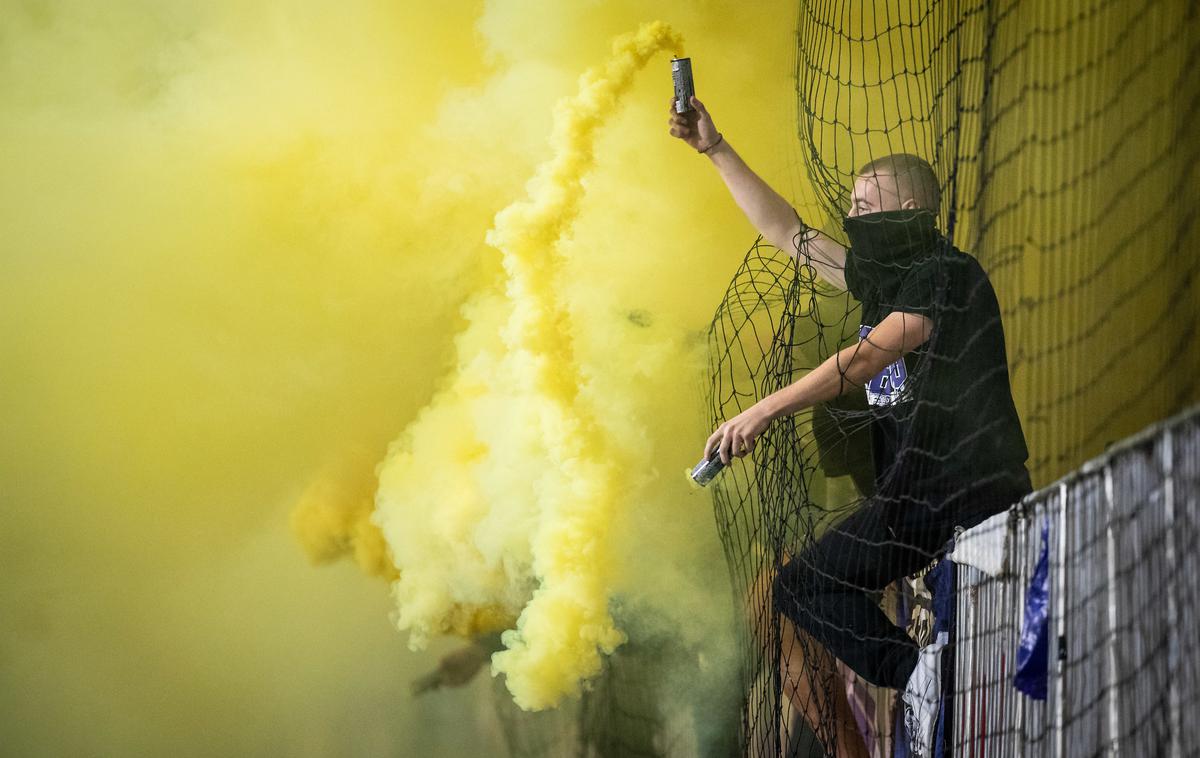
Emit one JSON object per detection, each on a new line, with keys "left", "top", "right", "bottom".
{"left": 0, "top": 1, "right": 805, "bottom": 754}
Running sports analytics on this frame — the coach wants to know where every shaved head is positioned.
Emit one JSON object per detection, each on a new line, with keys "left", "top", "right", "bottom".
{"left": 853, "top": 153, "right": 941, "bottom": 213}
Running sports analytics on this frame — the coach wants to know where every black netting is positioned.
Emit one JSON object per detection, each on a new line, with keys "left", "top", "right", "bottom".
{"left": 697, "top": 1, "right": 1200, "bottom": 756}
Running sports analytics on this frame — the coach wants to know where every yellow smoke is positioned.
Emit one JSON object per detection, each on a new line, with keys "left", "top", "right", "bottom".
{"left": 289, "top": 445, "right": 397, "bottom": 580}
{"left": 374, "top": 22, "right": 684, "bottom": 710}
{"left": 3, "top": 0, "right": 803, "bottom": 753}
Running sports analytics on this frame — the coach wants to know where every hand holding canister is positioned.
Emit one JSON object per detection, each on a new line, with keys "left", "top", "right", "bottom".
{"left": 667, "top": 58, "right": 721, "bottom": 153}
{"left": 689, "top": 448, "right": 726, "bottom": 486}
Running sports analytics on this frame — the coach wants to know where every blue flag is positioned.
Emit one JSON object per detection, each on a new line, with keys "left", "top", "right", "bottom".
{"left": 1013, "top": 519, "right": 1050, "bottom": 700}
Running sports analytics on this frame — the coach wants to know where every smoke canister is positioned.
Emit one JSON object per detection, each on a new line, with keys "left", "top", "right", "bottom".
{"left": 690, "top": 449, "right": 726, "bottom": 486}
{"left": 672, "top": 57, "right": 694, "bottom": 113}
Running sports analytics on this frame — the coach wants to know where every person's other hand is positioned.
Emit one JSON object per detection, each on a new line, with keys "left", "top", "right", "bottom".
{"left": 668, "top": 95, "right": 720, "bottom": 152}
{"left": 410, "top": 643, "right": 490, "bottom": 695}
{"left": 704, "top": 403, "right": 772, "bottom": 465}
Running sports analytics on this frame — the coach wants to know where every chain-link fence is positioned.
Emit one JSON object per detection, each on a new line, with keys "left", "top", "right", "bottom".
{"left": 953, "top": 405, "right": 1200, "bottom": 755}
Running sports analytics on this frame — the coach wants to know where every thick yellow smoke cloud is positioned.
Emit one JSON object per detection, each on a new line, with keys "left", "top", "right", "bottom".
{"left": 374, "top": 22, "right": 686, "bottom": 710}
{"left": 3, "top": 0, "right": 803, "bottom": 752}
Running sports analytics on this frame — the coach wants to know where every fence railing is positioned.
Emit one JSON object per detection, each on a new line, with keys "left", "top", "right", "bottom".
{"left": 950, "top": 405, "right": 1200, "bottom": 757}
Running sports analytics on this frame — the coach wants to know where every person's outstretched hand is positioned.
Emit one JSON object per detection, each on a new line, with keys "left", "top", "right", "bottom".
{"left": 704, "top": 403, "right": 772, "bottom": 465}
{"left": 668, "top": 95, "right": 720, "bottom": 152}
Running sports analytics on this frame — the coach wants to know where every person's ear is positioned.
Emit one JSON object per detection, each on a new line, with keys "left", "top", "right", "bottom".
{"left": 900, "top": 197, "right": 918, "bottom": 210}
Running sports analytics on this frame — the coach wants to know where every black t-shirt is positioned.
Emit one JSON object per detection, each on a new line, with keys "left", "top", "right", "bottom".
{"left": 844, "top": 241, "right": 1030, "bottom": 495}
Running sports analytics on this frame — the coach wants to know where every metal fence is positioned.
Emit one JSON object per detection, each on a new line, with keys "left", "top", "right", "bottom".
{"left": 951, "top": 406, "right": 1200, "bottom": 756}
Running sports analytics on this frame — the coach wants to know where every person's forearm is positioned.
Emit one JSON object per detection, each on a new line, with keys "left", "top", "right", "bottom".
{"left": 705, "top": 138, "right": 800, "bottom": 245}
{"left": 759, "top": 341, "right": 886, "bottom": 421}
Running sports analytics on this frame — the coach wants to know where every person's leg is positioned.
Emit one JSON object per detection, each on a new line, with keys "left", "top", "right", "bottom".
{"left": 771, "top": 474, "right": 1033, "bottom": 754}
{"left": 747, "top": 562, "right": 870, "bottom": 758}
{"left": 779, "top": 615, "right": 871, "bottom": 758}
{"left": 773, "top": 492, "right": 957, "bottom": 689}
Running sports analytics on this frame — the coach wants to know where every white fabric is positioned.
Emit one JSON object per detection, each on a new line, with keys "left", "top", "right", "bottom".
{"left": 902, "top": 631, "right": 949, "bottom": 758}
{"left": 948, "top": 510, "right": 1010, "bottom": 577}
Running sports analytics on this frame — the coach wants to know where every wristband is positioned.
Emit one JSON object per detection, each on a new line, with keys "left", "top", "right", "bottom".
{"left": 698, "top": 133, "right": 724, "bottom": 154}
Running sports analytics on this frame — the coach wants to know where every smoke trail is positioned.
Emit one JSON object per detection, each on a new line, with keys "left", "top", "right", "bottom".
{"left": 373, "top": 21, "right": 683, "bottom": 710}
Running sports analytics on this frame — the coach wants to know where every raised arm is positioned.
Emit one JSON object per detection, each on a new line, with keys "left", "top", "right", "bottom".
{"left": 668, "top": 95, "right": 848, "bottom": 289}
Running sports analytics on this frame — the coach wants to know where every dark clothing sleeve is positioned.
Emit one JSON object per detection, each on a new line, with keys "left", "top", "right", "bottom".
{"left": 885, "top": 258, "right": 941, "bottom": 320}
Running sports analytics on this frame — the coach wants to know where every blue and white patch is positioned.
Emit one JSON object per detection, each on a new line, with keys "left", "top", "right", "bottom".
{"left": 860, "top": 324, "right": 911, "bottom": 406}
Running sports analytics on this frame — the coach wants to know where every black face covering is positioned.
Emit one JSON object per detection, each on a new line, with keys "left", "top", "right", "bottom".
{"left": 842, "top": 209, "right": 941, "bottom": 302}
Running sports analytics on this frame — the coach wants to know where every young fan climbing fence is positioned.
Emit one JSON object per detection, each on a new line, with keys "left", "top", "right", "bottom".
{"left": 704, "top": 1, "right": 1199, "bottom": 757}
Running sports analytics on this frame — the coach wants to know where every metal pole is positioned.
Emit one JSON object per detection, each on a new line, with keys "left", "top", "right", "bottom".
{"left": 1013, "top": 507, "right": 1026, "bottom": 758}
{"left": 1162, "top": 429, "right": 1182, "bottom": 758}
{"left": 1103, "top": 464, "right": 1121, "bottom": 756}
{"left": 1054, "top": 482, "right": 1068, "bottom": 758}
{"left": 957, "top": 569, "right": 975, "bottom": 756}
